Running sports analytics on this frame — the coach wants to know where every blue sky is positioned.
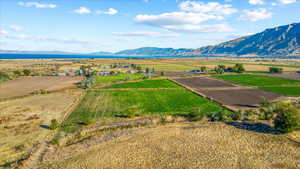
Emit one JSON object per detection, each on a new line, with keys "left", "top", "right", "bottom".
{"left": 0, "top": 0, "right": 299, "bottom": 53}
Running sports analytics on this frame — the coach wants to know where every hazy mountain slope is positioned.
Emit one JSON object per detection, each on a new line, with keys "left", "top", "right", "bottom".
{"left": 115, "top": 47, "right": 193, "bottom": 56}
{"left": 196, "top": 23, "right": 300, "bottom": 56}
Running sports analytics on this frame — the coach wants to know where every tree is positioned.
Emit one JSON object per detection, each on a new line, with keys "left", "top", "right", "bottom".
{"left": 200, "top": 66, "right": 207, "bottom": 72}
{"left": 23, "top": 69, "right": 31, "bottom": 76}
{"left": 13, "top": 70, "right": 22, "bottom": 76}
{"left": 269, "top": 67, "right": 283, "bottom": 74}
{"left": 233, "top": 63, "right": 245, "bottom": 73}
{"left": 214, "top": 65, "right": 225, "bottom": 74}
{"left": 273, "top": 102, "right": 300, "bottom": 133}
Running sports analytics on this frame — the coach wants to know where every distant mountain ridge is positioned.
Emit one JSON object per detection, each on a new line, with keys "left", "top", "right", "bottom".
{"left": 1, "top": 23, "right": 299, "bottom": 57}
{"left": 195, "top": 23, "right": 300, "bottom": 56}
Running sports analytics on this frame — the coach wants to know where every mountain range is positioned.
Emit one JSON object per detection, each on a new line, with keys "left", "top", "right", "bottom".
{"left": 1, "top": 22, "right": 299, "bottom": 57}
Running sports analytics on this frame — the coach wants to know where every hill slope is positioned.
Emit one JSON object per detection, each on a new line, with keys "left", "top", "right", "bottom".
{"left": 115, "top": 47, "right": 193, "bottom": 56}
{"left": 196, "top": 23, "right": 300, "bottom": 56}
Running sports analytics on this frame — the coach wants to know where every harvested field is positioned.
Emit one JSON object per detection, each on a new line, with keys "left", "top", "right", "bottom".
{"left": 198, "top": 88, "right": 281, "bottom": 109}
{"left": 39, "top": 122, "right": 300, "bottom": 169}
{"left": 266, "top": 72, "right": 300, "bottom": 81}
{"left": 0, "top": 89, "right": 83, "bottom": 166}
{"left": 0, "top": 76, "right": 82, "bottom": 99}
{"left": 173, "top": 77, "right": 237, "bottom": 89}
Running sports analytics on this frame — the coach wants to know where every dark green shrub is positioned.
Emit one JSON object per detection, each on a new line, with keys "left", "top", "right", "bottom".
{"left": 214, "top": 65, "right": 225, "bottom": 74}
{"left": 231, "top": 110, "right": 244, "bottom": 121}
{"left": 233, "top": 63, "right": 246, "bottom": 73}
{"left": 188, "top": 108, "right": 205, "bottom": 121}
{"left": 259, "top": 98, "right": 276, "bottom": 120}
{"left": 208, "top": 110, "right": 232, "bottom": 121}
{"left": 269, "top": 67, "right": 283, "bottom": 74}
{"left": 274, "top": 103, "right": 300, "bottom": 133}
{"left": 0, "top": 71, "right": 10, "bottom": 82}
{"left": 13, "top": 70, "right": 22, "bottom": 76}
{"left": 50, "top": 134, "right": 61, "bottom": 145}
{"left": 160, "top": 71, "right": 165, "bottom": 76}
{"left": 23, "top": 69, "right": 31, "bottom": 76}
{"left": 50, "top": 119, "right": 60, "bottom": 130}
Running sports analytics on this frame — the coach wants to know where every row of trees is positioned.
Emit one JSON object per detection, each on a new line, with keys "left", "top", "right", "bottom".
{"left": 214, "top": 63, "right": 246, "bottom": 74}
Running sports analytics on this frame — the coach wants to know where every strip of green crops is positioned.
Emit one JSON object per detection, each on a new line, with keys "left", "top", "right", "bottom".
{"left": 105, "top": 79, "right": 181, "bottom": 89}
{"left": 214, "top": 74, "right": 300, "bottom": 96}
{"left": 215, "top": 74, "right": 300, "bottom": 87}
{"left": 64, "top": 89, "right": 224, "bottom": 126}
{"left": 261, "top": 86, "right": 300, "bottom": 96}
{"left": 96, "top": 73, "right": 145, "bottom": 83}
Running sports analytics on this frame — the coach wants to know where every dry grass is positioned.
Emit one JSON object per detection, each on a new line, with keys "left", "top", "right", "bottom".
{"left": 0, "top": 89, "right": 83, "bottom": 166}
{"left": 40, "top": 122, "right": 300, "bottom": 169}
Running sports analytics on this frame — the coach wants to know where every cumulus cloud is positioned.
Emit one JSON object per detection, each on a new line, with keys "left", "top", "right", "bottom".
{"left": 10, "top": 25, "right": 24, "bottom": 31}
{"left": 113, "top": 31, "right": 179, "bottom": 38}
{"left": 239, "top": 8, "right": 272, "bottom": 21}
{"left": 272, "top": 0, "right": 297, "bottom": 5}
{"left": 18, "top": 2, "right": 56, "bottom": 8}
{"left": 73, "top": 7, "right": 91, "bottom": 14}
{"left": 96, "top": 8, "right": 118, "bottom": 15}
{"left": 162, "top": 24, "right": 235, "bottom": 33}
{"left": 179, "top": 1, "right": 238, "bottom": 15}
{"left": 0, "top": 30, "right": 8, "bottom": 35}
{"left": 134, "top": 1, "right": 236, "bottom": 33}
{"left": 249, "top": 0, "right": 265, "bottom": 5}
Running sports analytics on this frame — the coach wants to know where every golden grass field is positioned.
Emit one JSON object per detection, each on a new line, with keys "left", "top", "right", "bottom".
{"left": 39, "top": 122, "right": 300, "bottom": 169}
{"left": 0, "top": 89, "right": 83, "bottom": 167}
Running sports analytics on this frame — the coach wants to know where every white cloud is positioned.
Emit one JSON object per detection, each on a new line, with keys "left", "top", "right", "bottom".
{"left": 0, "top": 30, "right": 8, "bottom": 35}
{"left": 73, "top": 7, "right": 91, "bottom": 14}
{"left": 10, "top": 25, "right": 24, "bottom": 31}
{"left": 96, "top": 8, "right": 118, "bottom": 15}
{"left": 134, "top": 1, "right": 236, "bottom": 33}
{"left": 279, "top": 0, "right": 297, "bottom": 4}
{"left": 18, "top": 2, "right": 56, "bottom": 8}
{"left": 113, "top": 31, "right": 179, "bottom": 37}
{"left": 249, "top": 0, "right": 265, "bottom": 5}
{"left": 135, "top": 12, "right": 223, "bottom": 26}
{"left": 179, "top": 1, "right": 238, "bottom": 15}
{"left": 162, "top": 24, "right": 235, "bottom": 33}
{"left": 239, "top": 8, "right": 272, "bottom": 21}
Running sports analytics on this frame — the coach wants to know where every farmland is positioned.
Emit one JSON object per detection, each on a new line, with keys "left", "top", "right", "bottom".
{"left": 0, "top": 76, "right": 82, "bottom": 100}
{"left": 105, "top": 79, "right": 181, "bottom": 88}
{"left": 0, "top": 58, "right": 300, "bottom": 169}
{"left": 214, "top": 74, "right": 300, "bottom": 96}
{"left": 95, "top": 73, "right": 145, "bottom": 83}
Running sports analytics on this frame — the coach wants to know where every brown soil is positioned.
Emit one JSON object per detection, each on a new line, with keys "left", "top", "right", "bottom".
{"left": 39, "top": 122, "right": 300, "bottom": 169}
{"left": 198, "top": 88, "right": 281, "bottom": 109}
{"left": 173, "top": 77, "right": 237, "bottom": 88}
{"left": 0, "top": 76, "right": 82, "bottom": 99}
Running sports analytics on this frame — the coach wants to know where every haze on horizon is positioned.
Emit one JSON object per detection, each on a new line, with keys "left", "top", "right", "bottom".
{"left": 0, "top": 0, "right": 299, "bottom": 53}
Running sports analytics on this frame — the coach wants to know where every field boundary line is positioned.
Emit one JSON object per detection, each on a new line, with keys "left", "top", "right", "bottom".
{"left": 91, "top": 88, "right": 184, "bottom": 91}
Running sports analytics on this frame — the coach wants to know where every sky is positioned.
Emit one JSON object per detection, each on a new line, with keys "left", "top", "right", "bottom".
{"left": 0, "top": 0, "right": 299, "bottom": 53}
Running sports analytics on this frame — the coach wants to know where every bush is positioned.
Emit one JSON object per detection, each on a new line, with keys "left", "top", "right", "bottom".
{"left": 273, "top": 103, "right": 300, "bottom": 133}
{"left": 13, "top": 70, "right": 22, "bottom": 76}
{"left": 187, "top": 108, "right": 205, "bottom": 121}
{"left": 208, "top": 110, "right": 232, "bottom": 121}
{"left": 231, "top": 110, "right": 244, "bottom": 121}
{"left": 50, "top": 119, "right": 60, "bottom": 130}
{"left": 233, "top": 63, "right": 245, "bottom": 73}
{"left": 214, "top": 65, "right": 225, "bottom": 74}
{"left": 200, "top": 66, "right": 207, "bottom": 72}
{"left": 269, "top": 67, "right": 283, "bottom": 74}
{"left": 79, "top": 77, "right": 96, "bottom": 89}
{"left": 259, "top": 98, "right": 276, "bottom": 120}
{"left": 23, "top": 69, "right": 31, "bottom": 76}
{"left": 0, "top": 71, "right": 10, "bottom": 82}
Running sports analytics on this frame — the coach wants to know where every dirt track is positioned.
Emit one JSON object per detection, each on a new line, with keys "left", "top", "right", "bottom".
{"left": 0, "top": 76, "right": 82, "bottom": 99}
{"left": 39, "top": 122, "right": 300, "bottom": 169}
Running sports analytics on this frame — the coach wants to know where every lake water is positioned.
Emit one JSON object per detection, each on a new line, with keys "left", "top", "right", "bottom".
{"left": 0, "top": 54, "right": 201, "bottom": 59}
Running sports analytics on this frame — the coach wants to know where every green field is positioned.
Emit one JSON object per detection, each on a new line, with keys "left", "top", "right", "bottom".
{"left": 64, "top": 89, "right": 223, "bottom": 127}
{"left": 106, "top": 79, "right": 181, "bottom": 88}
{"left": 214, "top": 74, "right": 300, "bottom": 96}
{"left": 215, "top": 74, "right": 300, "bottom": 87}
{"left": 261, "top": 86, "right": 300, "bottom": 96}
{"left": 96, "top": 73, "right": 145, "bottom": 83}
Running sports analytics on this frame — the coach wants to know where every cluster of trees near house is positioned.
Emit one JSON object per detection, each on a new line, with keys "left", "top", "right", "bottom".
{"left": 214, "top": 64, "right": 246, "bottom": 74}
